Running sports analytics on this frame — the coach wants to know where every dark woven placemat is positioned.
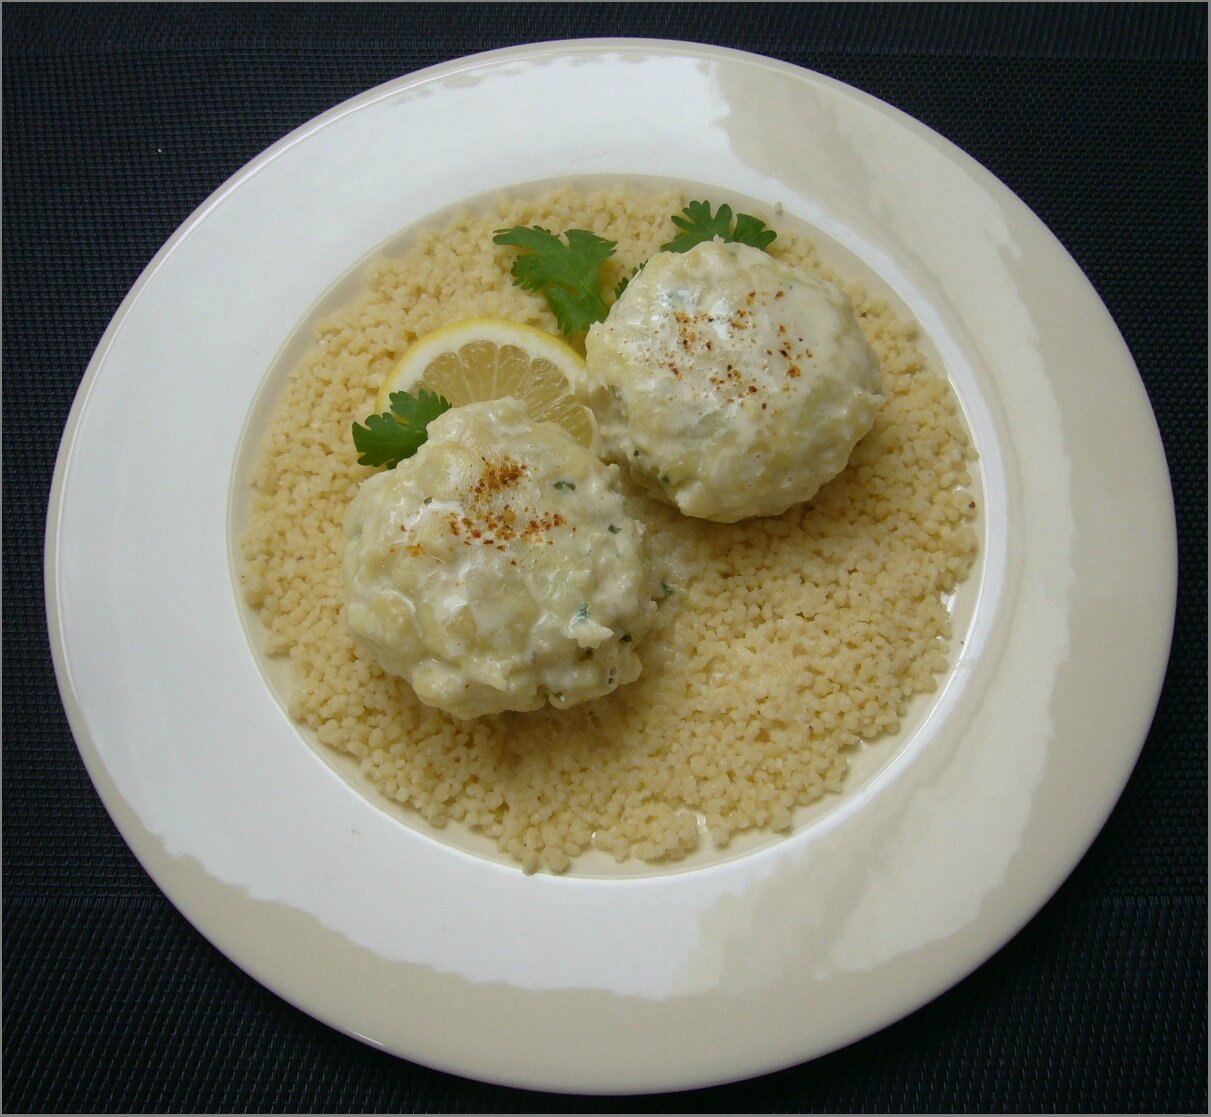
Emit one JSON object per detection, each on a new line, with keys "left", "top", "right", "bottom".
{"left": 4, "top": 4, "right": 1206, "bottom": 1112}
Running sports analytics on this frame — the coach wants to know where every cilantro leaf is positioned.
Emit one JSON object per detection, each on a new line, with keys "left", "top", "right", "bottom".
{"left": 351, "top": 388, "right": 451, "bottom": 469}
{"left": 731, "top": 211, "right": 778, "bottom": 249}
{"left": 493, "top": 226, "right": 615, "bottom": 335}
{"left": 614, "top": 262, "right": 645, "bottom": 300}
{"left": 661, "top": 200, "right": 778, "bottom": 253}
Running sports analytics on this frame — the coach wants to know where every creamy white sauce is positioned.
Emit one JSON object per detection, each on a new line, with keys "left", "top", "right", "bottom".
{"left": 344, "top": 398, "right": 657, "bottom": 719}
{"left": 585, "top": 240, "right": 884, "bottom": 522}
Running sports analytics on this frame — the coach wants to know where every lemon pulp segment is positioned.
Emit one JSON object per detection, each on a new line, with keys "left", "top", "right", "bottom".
{"left": 375, "top": 319, "right": 596, "bottom": 450}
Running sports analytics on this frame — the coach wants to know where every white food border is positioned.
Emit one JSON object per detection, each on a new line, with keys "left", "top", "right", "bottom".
{"left": 45, "top": 40, "right": 1175, "bottom": 1093}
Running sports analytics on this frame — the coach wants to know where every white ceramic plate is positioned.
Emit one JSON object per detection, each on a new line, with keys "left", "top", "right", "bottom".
{"left": 46, "top": 40, "right": 1176, "bottom": 1093}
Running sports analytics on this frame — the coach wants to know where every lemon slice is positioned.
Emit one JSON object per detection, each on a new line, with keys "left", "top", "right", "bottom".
{"left": 376, "top": 318, "right": 597, "bottom": 450}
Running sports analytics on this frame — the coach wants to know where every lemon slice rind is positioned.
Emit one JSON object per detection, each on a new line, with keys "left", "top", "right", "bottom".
{"left": 375, "top": 318, "right": 598, "bottom": 451}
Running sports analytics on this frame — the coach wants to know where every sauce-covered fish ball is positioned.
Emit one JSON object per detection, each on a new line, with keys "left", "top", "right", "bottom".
{"left": 344, "top": 398, "right": 658, "bottom": 720}
{"left": 584, "top": 240, "right": 884, "bottom": 523}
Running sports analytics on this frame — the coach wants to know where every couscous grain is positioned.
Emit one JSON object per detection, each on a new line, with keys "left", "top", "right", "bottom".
{"left": 241, "top": 184, "right": 979, "bottom": 873}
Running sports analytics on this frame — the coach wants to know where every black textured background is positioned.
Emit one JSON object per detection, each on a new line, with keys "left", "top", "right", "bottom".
{"left": 4, "top": 4, "right": 1206, "bottom": 1112}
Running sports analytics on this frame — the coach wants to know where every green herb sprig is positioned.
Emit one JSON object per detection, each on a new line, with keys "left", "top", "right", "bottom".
{"left": 495, "top": 201, "right": 778, "bottom": 336}
{"left": 351, "top": 389, "right": 451, "bottom": 469}
{"left": 491, "top": 226, "right": 616, "bottom": 336}
{"left": 661, "top": 201, "right": 777, "bottom": 253}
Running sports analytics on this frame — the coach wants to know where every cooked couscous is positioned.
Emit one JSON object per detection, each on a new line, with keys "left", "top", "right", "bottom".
{"left": 241, "top": 184, "right": 979, "bottom": 873}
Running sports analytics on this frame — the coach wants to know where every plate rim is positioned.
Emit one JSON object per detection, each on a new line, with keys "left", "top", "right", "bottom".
{"left": 44, "top": 37, "right": 1178, "bottom": 1093}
